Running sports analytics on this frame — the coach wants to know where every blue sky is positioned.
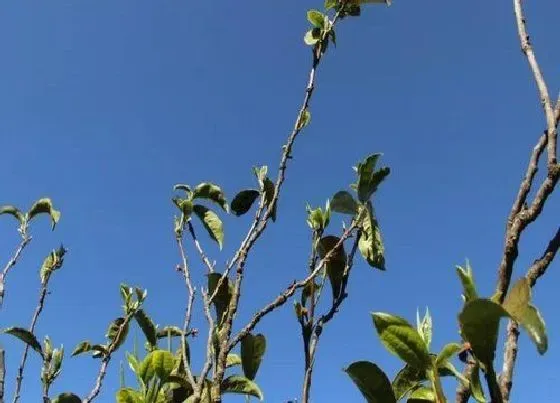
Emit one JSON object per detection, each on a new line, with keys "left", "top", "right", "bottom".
{"left": 1, "top": 0, "right": 559, "bottom": 402}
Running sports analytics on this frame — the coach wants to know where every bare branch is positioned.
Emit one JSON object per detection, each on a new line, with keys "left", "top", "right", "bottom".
{"left": 188, "top": 221, "right": 215, "bottom": 273}
{"left": 194, "top": 289, "right": 216, "bottom": 401}
{"left": 0, "top": 236, "right": 31, "bottom": 308}
{"left": 12, "top": 283, "right": 48, "bottom": 403}
{"left": 176, "top": 235, "right": 197, "bottom": 388}
{"left": 527, "top": 227, "right": 560, "bottom": 286}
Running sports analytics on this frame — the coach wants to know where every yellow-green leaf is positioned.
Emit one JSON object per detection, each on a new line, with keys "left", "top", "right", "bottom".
{"left": 221, "top": 375, "right": 264, "bottom": 400}
{"left": 193, "top": 204, "right": 224, "bottom": 249}
{"left": 27, "top": 198, "right": 61, "bottom": 230}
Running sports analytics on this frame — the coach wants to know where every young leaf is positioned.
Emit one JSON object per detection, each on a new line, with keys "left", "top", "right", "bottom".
{"left": 3, "top": 327, "right": 43, "bottom": 356}
{"left": 435, "top": 343, "right": 462, "bottom": 367}
{"left": 297, "top": 109, "right": 311, "bottom": 130}
{"left": 253, "top": 165, "right": 268, "bottom": 188}
{"left": 27, "top": 198, "right": 61, "bottom": 230}
{"left": 371, "top": 313, "right": 431, "bottom": 370}
{"left": 317, "top": 236, "right": 347, "bottom": 300}
{"left": 72, "top": 341, "right": 92, "bottom": 356}
{"left": 416, "top": 308, "right": 432, "bottom": 349}
{"left": 173, "top": 197, "right": 194, "bottom": 218}
{"left": 263, "top": 177, "right": 277, "bottom": 222}
{"left": 307, "top": 9, "right": 325, "bottom": 27}
{"left": 355, "top": 154, "right": 389, "bottom": 202}
{"left": 240, "top": 333, "right": 266, "bottom": 380}
{"left": 0, "top": 205, "right": 25, "bottom": 224}
{"left": 458, "top": 298, "right": 509, "bottom": 367}
{"left": 325, "top": 0, "right": 338, "bottom": 10}
{"left": 51, "top": 393, "right": 82, "bottom": 403}
{"left": 358, "top": 202, "right": 386, "bottom": 270}
{"left": 116, "top": 388, "right": 143, "bottom": 403}
{"left": 207, "top": 273, "right": 233, "bottom": 323}
{"left": 134, "top": 309, "right": 158, "bottom": 348}
{"left": 173, "top": 184, "right": 192, "bottom": 195}
{"left": 193, "top": 204, "right": 224, "bottom": 249}
{"left": 503, "top": 276, "right": 548, "bottom": 354}
{"left": 304, "top": 29, "right": 321, "bottom": 46}
{"left": 40, "top": 245, "right": 67, "bottom": 284}
{"left": 456, "top": 260, "right": 478, "bottom": 302}
{"left": 344, "top": 361, "right": 396, "bottom": 403}
{"left": 192, "top": 182, "right": 229, "bottom": 212}
{"left": 227, "top": 353, "right": 242, "bottom": 368}
{"left": 221, "top": 375, "right": 264, "bottom": 400}
{"left": 231, "top": 190, "right": 260, "bottom": 216}
{"left": 331, "top": 191, "right": 359, "bottom": 215}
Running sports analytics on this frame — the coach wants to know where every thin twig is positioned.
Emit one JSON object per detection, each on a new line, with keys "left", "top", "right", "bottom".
{"left": 194, "top": 289, "right": 216, "bottom": 402}
{"left": 526, "top": 227, "right": 560, "bottom": 287}
{"left": 301, "top": 233, "right": 360, "bottom": 403}
{"left": 12, "top": 284, "right": 48, "bottom": 403}
{"left": 188, "top": 221, "right": 215, "bottom": 273}
{"left": 0, "top": 346, "right": 6, "bottom": 402}
{"left": 210, "top": 8, "right": 349, "bottom": 399}
{"left": 0, "top": 236, "right": 31, "bottom": 308}
{"left": 176, "top": 235, "right": 197, "bottom": 388}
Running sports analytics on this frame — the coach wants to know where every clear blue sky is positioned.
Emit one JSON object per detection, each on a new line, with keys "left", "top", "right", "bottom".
{"left": 1, "top": 1, "right": 559, "bottom": 402}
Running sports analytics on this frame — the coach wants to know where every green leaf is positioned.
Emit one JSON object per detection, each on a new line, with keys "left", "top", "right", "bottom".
{"left": 391, "top": 365, "right": 423, "bottom": 401}
{"left": 0, "top": 205, "right": 25, "bottom": 224}
{"left": 240, "top": 333, "right": 266, "bottom": 380}
{"left": 227, "top": 353, "right": 242, "bottom": 368}
{"left": 331, "top": 191, "right": 359, "bottom": 215}
{"left": 317, "top": 236, "right": 347, "bottom": 300}
{"left": 458, "top": 298, "right": 510, "bottom": 367}
{"left": 416, "top": 308, "right": 432, "bottom": 350}
{"left": 456, "top": 260, "right": 478, "bottom": 302}
{"left": 408, "top": 386, "right": 435, "bottom": 401}
{"left": 51, "top": 393, "right": 82, "bottom": 403}
{"left": 139, "top": 350, "right": 176, "bottom": 384}
{"left": 503, "top": 276, "right": 548, "bottom": 354}
{"left": 173, "top": 197, "right": 194, "bottom": 219}
{"left": 106, "top": 317, "right": 129, "bottom": 351}
{"left": 304, "top": 29, "right": 321, "bottom": 46}
{"left": 135, "top": 309, "right": 158, "bottom": 348}
{"left": 253, "top": 166, "right": 268, "bottom": 188}
{"left": 263, "top": 178, "right": 277, "bottom": 222}
{"left": 193, "top": 204, "right": 224, "bottom": 249}
{"left": 221, "top": 375, "right": 264, "bottom": 400}
{"left": 325, "top": 0, "right": 338, "bottom": 10}
{"left": 231, "top": 190, "right": 260, "bottom": 216}
{"left": 355, "top": 154, "right": 389, "bottom": 202}
{"left": 344, "top": 361, "right": 396, "bottom": 403}
{"left": 469, "top": 363, "right": 486, "bottom": 403}
{"left": 372, "top": 313, "right": 431, "bottom": 370}
{"left": 3, "top": 327, "right": 43, "bottom": 357}
{"left": 435, "top": 343, "right": 462, "bottom": 367}
{"left": 192, "top": 182, "right": 229, "bottom": 212}
{"left": 173, "top": 184, "right": 192, "bottom": 196}
{"left": 156, "top": 326, "right": 183, "bottom": 339}
{"left": 26, "top": 198, "right": 61, "bottom": 230}
{"left": 307, "top": 9, "right": 325, "bottom": 27}
{"left": 40, "top": 245, "right": 67, "bottom": 284}
{"left": 358, "top": 202, "right": 386, "bottom": 270}
{"left": 72, "top": 341, "right": 92, "bottom": 356}
{"left": 207, "top": 273, "right": 233, "bottom": 323}
{"left": 116, "top": 388, "right": 144, "bottom": 403}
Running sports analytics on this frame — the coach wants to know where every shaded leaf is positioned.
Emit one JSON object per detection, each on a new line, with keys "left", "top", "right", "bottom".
{"left": 173, "top": 197, "right": 194, "bottom": 218}
{"left": 317, "top": 236, "right": 347, "bottom": 300}
{"left": 391, "top": 365, "right": 423, "bottom": 401}
{"left": 135, "top": 309, "right": 158, "bottom": 348}
{"left": 4, "top": 327, "right": 42, "bottom": 356}
{"left": 231, "top": 190, "right": 260, "bottom": 216}
{"left": 372, "top": 313, "right": 430, "bottom": 370}
{"left": 344, "top": 361, "right": 396, "bottom": 403}
{"left": 304, "top": 29, "right": 321, "bottom": 46}
{"left": 458, "top": 298, "right": 509, "bottom": 367}
{"left": 358, "top": 202, "right": 385, "bottom": 270}
{"left": 331, "top": 191, "right": 359, "bottom": 215}
{"left": 72, "top": 341, "right": 92, "bottom": 356}
{"left": 27, "top": 198, "right": 61, "bottom": 230}
{"left": 0, "top": 205, "right": 25, "bottom": 224}
{"left": 192, "top": 182, "right": 229, "bottom": 212}
{"left": 221, "top": 375, "right": 264, "bottom": 400}
{"left": 193, "top": 204, "right": 224, "bottom": 249}
{"left": 240, "top": 333, "right": 266, "bottom": 380}
{"left": 208, "top": 273, "right": 233, "bottom": 323}
{"left": 263, "top": 178, "right": 277, "bottom": 222}
{"left": 503, "top": 276, "right": 547, "bottom": 354}
{"left": 51, "top": 393, "right": 82, "bottom": 403}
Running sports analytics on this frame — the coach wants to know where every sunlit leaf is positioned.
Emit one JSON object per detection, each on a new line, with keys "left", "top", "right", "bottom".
{"left": 307, "top": 9, "right": 325, "bottom": 27}
{"left": 3, "top": 327, "right": 42, "bottom": 357}
{"left": 27, "top": 198, "right": 61, "bottom": 230}
{"left": 372, "top": 313, "right": 430, "bottom": 370}
{"left": 134, "top": 309, "right": 158, "bottom": 348}
{"left": 0, "top": 205, "right": 25, "bottom": 224}
{"left": 435, "top": 343, "right": 462, "bottom": 367}
{"left": 193, "top": 204, "right": 224, "bottom": 249}
{"left": 139, "top": 350, "right": 176, "bottom": 384}
{"left": 221, "top": 375, "right": 264, "bottom": 400}
{"left": 456, "top": 260, "right": 478, "bottom": 302}
{"left": 227, "top": 353, "right": 242, "bottom": 368}
{"left": 192, "top": 182, "right": 229, "bottom": 212}
{"left": 116, "top": 388, "right": 143, "bottom": 403}
{"left": 358, "top": 202, "right": 385, "bottom": 270}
